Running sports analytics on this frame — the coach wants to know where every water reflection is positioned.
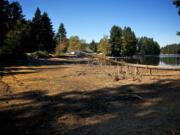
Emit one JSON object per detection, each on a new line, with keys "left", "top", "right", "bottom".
{"left": 119, "top": 55, "right": 180, "bottom": 67}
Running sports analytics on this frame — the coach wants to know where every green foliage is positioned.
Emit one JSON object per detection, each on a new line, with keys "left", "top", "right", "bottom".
{"left": 0, "top": 0, "right": 9, "bottom": 47}
{"left": 173, "top": 0, "right": 180, "bottom": 35}
{"left": 110, "top": 25, "right": 123, "bottom": 56}
{"left": 56, "top": 23, "right": 67, "bottom": 45}
{"left": 121, "top": 27, "right": 137, "bottom": 56}
{"left": 173, "top": 0, "right": 180, "bottom": 15}
{"left": 109, "top": 25, "right": 137, "bottom": 56}
{"left": 161, "top": 44, "right": 180, "bottom": 54}
{"left": 0, "top": 0, "right": 29, "bottom": 58}
{"left": 31, "top": 8, "right": 42, "bottom": 51}
{"left": 120, "top": 36, "right": 128, "bottom": 56}
{"left": 89, "top": 40, "right": 98, "bottom": 52}
{"left": 137, "top": 37, "right": 160, "bottom": 55}
{"left": 40, "top": 12, "right": 54, "bottom": 52}
{"left": 8, "top": 1, "right": 24, "bottom": 22}
{"left": 31, "top": 8, "right": 55, "bottom": 52}
{"left": 55, "top": 23, "right": 68, "bottom": 55}
{"left": 32, "top": 51, "right": 49, "bottom": 58}
{"left": 98, "top": 35, "right": 111, "bottom": 56}
{"left": 55, "top": 39, "right": 69, "bottom": 56}
{"left": 68, "top": 36, "right": 86, "bottom": 52}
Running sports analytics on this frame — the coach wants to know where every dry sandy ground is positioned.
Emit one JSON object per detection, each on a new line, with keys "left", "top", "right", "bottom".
{"left": 0, "top": 57, "right": 180, "bottom": 135}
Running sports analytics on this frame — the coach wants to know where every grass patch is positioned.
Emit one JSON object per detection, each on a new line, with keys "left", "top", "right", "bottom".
{"left": 31, "top": 51, "right": 50, "bottom": 59}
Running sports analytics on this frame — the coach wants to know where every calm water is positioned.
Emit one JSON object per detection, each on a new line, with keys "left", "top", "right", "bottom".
{"left": 119, "top": 55, "right": 180, "bottom": 67}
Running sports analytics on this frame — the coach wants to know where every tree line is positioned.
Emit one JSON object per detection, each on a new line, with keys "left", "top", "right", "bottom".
{"left": 161, "top": 44, "right": 180, "bottom": 54}
{"left": 160, "top": 1, "right": 180, "bottom": 55}
{"left": 97, "top": 26, "right": 160, "bottom": 56}
{"left": 0, "top": 0, "right": 55, "bottom": 59}
{"left": 0, "top": 0, "right": 162, "bottom": 60}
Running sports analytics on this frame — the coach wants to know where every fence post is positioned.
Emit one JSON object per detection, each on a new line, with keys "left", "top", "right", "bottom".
{"left": 150, "top": 68, "right": 152, "bottom": 76}
{"left": 135, "top": 67, "right": 138, "bottom": 76}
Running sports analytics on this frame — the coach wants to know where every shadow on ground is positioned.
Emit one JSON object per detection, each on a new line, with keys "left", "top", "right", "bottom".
{"left": 0, "top": 56, "right": 89, "bottom": 67}
{"left": 0, "top": 56, "right": 89, "bottom": 77}
{"left": 0, "top": 79, "right": 180, "bottom": 135}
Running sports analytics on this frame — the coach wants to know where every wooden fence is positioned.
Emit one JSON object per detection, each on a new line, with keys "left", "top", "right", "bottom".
{"left": 87, "top": 54, "right": 180, "bottom": 76}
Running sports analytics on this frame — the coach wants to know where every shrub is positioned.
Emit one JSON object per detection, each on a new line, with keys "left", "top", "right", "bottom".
{"left": 32, "top": 51, "right": 49, "bottom": 58}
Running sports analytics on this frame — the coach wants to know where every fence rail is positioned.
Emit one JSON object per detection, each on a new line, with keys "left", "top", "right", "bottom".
{"left": 90, "top": 54, "right": 180, "bottom": 71}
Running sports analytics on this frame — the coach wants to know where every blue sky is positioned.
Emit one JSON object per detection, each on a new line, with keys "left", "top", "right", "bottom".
{"left": 9, "top": 0, "right": 180, "bottom": 46}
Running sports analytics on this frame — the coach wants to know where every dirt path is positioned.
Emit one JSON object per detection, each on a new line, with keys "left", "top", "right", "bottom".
{"left": 0, "top": 58, "right": 180, "bottom": 135}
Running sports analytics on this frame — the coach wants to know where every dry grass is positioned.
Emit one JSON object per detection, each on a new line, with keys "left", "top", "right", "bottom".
{"left": 0, "top": 57, "right": 180, "bottom": 135}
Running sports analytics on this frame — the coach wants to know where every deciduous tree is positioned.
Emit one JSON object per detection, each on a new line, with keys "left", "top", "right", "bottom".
{"left": 98, "top": 35, "right": 111, "bottom": 56}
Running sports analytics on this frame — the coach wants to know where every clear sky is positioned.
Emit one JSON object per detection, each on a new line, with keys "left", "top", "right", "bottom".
{"left": 9, "top": 0, "right": 180, "bottom": 47}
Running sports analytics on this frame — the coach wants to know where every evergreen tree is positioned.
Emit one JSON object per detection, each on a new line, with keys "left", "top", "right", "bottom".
{"left": 122, "top": 27, "right": 137, "bottom": 56}
{"left": 0, "top": 1, "right": 29, "bottom": 58}
{"left": 173, "top": 0, "right": 180, "bottom": 15}
{"left": 56, "top": 23, "right": 67, "bottom": 44}
{"left": 40, "top": 12, "right": 54, "bottom": 52}
{"left": 55, "top": 23, "right": 68, "bottom": 54}
{"left": 9, "top": 1, "right": 24, "bottom": 23}
{"left": 120, "top": 36, "right": 128, "bottom": 56}
{"left": 173, "top": 0, "right": 180, "bottom": 35}
{"left": 89, "top": 40, "right": 98, "bottom": 52}
{"left": 109, "top": 25, "right": 123, "bottom": 56}
{"left": 31, "top": 8, "right": 42, "bottom": 51}
{"left": 161, "top": 44, "right": 180, "bottom": 54}
{"left": 137, "top": 37, "right": 160, "bottom": 55}
{"left": 0, "top": 0, "right": 9, "bottom": 47}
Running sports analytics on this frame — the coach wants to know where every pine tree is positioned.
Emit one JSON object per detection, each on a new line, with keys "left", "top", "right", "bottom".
{"left": 40, "top": 12, "right": 54, "bottom": 52}
{"left": 122, "top": 27, "right": 137, "bottom": 56}
{"left": 137, "top": 37, "right": 160, "bottom": 55}
{"left": 0, "top": 0, "right": 9, "bottom": 47}
{"left": 173, "top": 0, "right": 180, "bottom": 15}
{"left": 0, "top": 1, "right": 29, "bottom": 58}
{"left": 31, "top": 8, "right": 42, "bottom": 51}
{"left": 9, "top": 1, "right": 24, "bottom": 23}
{"left": 173, "top": 0, "right": 180, "bottom": 35}
{"left": 89, "top": 40, "right": 97, "bottom": 52}
{"left": 109, "top": 25, "right": 122, "bottom": 56}
{"left": 56, "top": 23, "right": 67, "bottom": 44}
{"left": 120, "top": 36, "right": 128, "bottom": 56}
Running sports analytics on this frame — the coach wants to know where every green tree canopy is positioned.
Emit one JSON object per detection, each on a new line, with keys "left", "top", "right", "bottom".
{"left": 137, "top": 37, "right": 160, "bottom": 55}
{"left": 68, "top": 36, "right": 81, "bottom": 52}
{"left": 40, "top": 12, "right": 54, "bottom": 52}
{"left": 9, "top": 1, "right": 24, "bottom": 23}
{"left": 31, "top": 8, "right": 42, "bottom": 51}
{"left": 173, "top": 0, "right": 180, "bottom": 15}
{"left": 173, "top": 0, "right": 180, "bottom": 35}
{"left": 0, "top": 0, "right": 30, "bottom": 58}
{"left": 121, "top": 27, "right": 137, "bottom": 56}
{"left": 161, "top": 44, "right": 180, "bottom": 54}
{"left": 56, "top": 23, "right": 67, "bottom": 44}
{"left": 110, "top": 25, "right": 123, "bottom": 56}
{"left": 0, "top": 0, "right": 9, "bottom": 47}
{"left": 89, "top": 40, "right": 98, "bottom": 52}
{"left": 98, "top": 35, "right": 111, "bottom": 56}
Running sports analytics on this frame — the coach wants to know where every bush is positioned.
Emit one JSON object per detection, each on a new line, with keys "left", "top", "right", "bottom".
{"left": 32, "top": 51, "right": 49, "bottom": 58}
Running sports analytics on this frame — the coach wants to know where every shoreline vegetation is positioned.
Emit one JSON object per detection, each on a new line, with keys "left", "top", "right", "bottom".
{"left": 0, "top": 0, "right": 180, "bottom": 135}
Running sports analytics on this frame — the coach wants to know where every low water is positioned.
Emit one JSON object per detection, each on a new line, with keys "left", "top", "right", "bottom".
{"left": 119, "top": 55, "right": 180, "bottom": 67}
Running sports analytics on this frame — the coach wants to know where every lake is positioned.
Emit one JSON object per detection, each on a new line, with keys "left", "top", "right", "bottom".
{"left": 118, "top": 55, "right": 180, "bottom": 67}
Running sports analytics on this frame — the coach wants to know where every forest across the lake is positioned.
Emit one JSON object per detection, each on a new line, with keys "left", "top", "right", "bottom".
{"left": 0, "top": 0, "right": 180, "bottom": 135}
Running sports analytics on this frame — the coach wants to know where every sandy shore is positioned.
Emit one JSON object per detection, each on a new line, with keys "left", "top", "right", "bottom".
{"left": 0, "top": 57, "right": 180, "bottom": 135}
